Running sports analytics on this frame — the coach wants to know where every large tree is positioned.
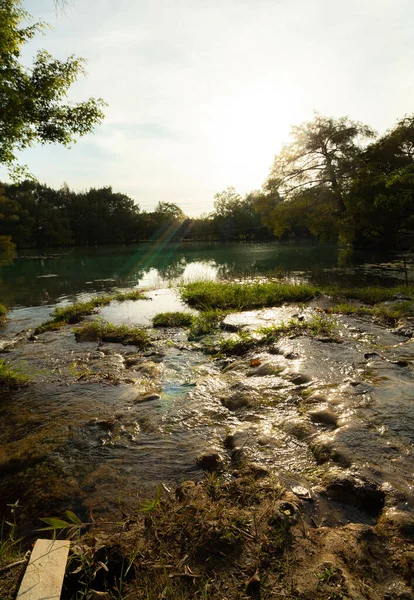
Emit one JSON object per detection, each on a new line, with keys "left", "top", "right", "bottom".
{"left": 0, "top": 0, "right": 105, "bottom": 177}
{"left": 265, "top": 114, "right": 375, "bottom": 214}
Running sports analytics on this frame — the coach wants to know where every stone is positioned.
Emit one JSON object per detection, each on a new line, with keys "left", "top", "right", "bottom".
{"left": 308, "top": 408, "right": 338, "bottom": 427}
{"left": 134, "top": 393, "right": 160, "bottom": 404}
{"left": 323, "top": 470, "right": 385, "bottom": 514}
{"left": 223, "top": 430, "right": 249, "bottom": 449}
{"left": 247, "top": 462, "right": 270, "bottom": 479}
{"left": 196, "top": 451, "right": 223, "bottom": 472}
{"left": 247, "top": 363, "right": 280, "bottom": 377}
{"left": 289, "top": 373, "right": 311, "bottom": 385}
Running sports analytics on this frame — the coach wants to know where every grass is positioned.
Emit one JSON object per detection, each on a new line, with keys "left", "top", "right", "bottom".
{"left": 113, "top": 290, "right": 146, "bottom": 301}
{"left": 61, "top": 469, "right": 291, "bottom": 600}
{"left": 217, "top": 314, "right": 336, "bottom": 356}
{"left": 35, "top": 296, "right": 112, "bottom": 334}
{"left": 330, "top": 300, "right": 414, "bottom": 323}
{"left": 0, "top": 304, "right": 7, "bottom": 325}
{"left": 180, "top": 281, "right": 320, "bottom": 310}
{"left": 0, "top": 359, "right": 29, "bottom": 388}
{"left": 74, "top": 320, "right": 151, "bottom": 347}
{"left": 189, "top": 309, "right": 228, "bottom": 338}
{"left": 328, "top": 284, "right": 414, "bottom": 305}
{"left": 153, "top": 312, "right": 195, "bottom": 328}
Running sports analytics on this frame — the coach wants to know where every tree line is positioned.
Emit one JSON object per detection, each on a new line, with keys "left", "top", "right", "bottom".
{"left": 0, "top": 181, "right": 274, "bottom": 248}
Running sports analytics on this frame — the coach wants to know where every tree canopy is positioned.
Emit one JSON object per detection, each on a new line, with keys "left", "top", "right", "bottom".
{"left": 0, "top": 0, "right": 105, "bottom": 177}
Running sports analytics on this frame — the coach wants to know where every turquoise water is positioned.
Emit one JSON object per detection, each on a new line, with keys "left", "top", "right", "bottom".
{"left": 0, "top": 242, "right": 410, "bottom": 309}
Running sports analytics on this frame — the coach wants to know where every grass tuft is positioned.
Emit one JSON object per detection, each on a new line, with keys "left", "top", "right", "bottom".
{"left": 0, "top": 304, "right": 7, "bottom": 325}
{"left": 0, "top": 359, "right": 29, "bottom": 388}
{"left": 181, "top": 281, "right": 320, "bottom": 310}
{"left": 74, "top": 320, "right": 151, "bottom": 347}
{"left": 153, "top": 312, "right": 194, "bottom": 328}
{"left": 114, "top": 290, "right": 147, "bottom": 302}
{"left": 35, "top": 296, "right": 112, "bottom": 334}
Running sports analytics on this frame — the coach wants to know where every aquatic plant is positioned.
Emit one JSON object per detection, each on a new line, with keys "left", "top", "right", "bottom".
{"left": 153, "top": 312, "right": 194, "bottom": 328}
{"left": 74, "top": 320, "right": 150, "bottom": 346}
{"left": 181, "top": 281, "right": 320, "bottom": 310}
{"left": 0, "top": 304, "right": 7, "bottom": 325}
{"left": 0, "top": 360, "right": 29, "bottom": 388}
{"left": 35, "top": 296, "right": 112, "bottom": 334}
{"left": 113, "top": 290, "right": 147, "bottom": 301}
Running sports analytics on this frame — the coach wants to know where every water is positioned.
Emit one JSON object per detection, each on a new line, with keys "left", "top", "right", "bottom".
{"left": 0, "top": 242, "right": 413, "bottom": 526}
{"left": 0, "top": 241, "right": 411, "bottom": 310}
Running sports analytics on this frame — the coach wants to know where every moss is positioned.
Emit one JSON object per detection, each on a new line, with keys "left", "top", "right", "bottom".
{"left": 74, "top": 320, "right": 150, "bottom": 347}
{"left": 0, "top": 359, "right": 29, "bottom": 388}
{"left": 153, "top": 312, "right": 194, "bottom": 328}
{"left": 0, "top": 304, "right": 7, "bottom": 325}
{"left": 35, "top": 296, "right": 112, "bottom": 334}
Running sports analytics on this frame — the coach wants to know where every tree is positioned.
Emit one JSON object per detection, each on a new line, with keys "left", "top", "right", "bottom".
{"left": 265, "top": 114, "right": 374, "bottom": 214}
{"left": 0, "top": 0, "right": 105, "bottom": 176}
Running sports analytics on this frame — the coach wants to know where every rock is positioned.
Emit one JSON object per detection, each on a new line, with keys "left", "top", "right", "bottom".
{"left": 223, "top": 430, "right": 250, "bottom": 450}
{"left": 87, "top": 418, "right": 116, "bottom": 431}
{"left": 285, "top": 351, "right": 299, "bottom": 360}
{"left": 89, "top": 351, "right": 105, "bottom": 359}
{"left": 308, "top": 408, "right": 339, "bottom": 427}
{"left": 283, "top": 418, "right": 315, "bottom": 440}
{"left": 247, "top": 363, "right": 280, "bottom": 377}
{"left": 268, "top": 345, "right": 281, "bottom": 355}
{"left": 196, "top": 451, "right": 223, "bottom": 472}
{"left": 134, "top": 393, "right": 161, "bottom": 404}
{"left": 135, "top": 361, "right": 161, "bottom": 377}
{"left": 378, "top": 508, "right": 414, "bottom": 539}
{"left": 222, "top": 360, "right": 246, "bottom": 373}
{"left": 390, "top": 360, "right": 409, "bottom": 367}
{"left": 289, "top": 373, "right": 311, "bottom": 385}
{"left": 323, "top": 470, "right": 385, "bottom": 514}
{"left": 310, "top": 440, "right": 352, "bottom": 468}
{"left": 247, "top": 463, "right": 270, "bottom": 479}
{"left": 291, "top": 485, "right": 312, "bottom": 500}
{"left": 364, "top": 352, "right": 379, "bottom": 359}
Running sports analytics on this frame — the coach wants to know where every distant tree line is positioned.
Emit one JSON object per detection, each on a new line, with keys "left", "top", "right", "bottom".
{"left": 1, "top": 112, "right": 414, "bottom": 251}
{"left": 0, "top": 181, "right": 274, "bottom": 248}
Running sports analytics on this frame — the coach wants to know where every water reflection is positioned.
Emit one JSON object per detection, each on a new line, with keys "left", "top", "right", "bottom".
{"left": 0, "top": 241, "right": 411, "bottom": 308}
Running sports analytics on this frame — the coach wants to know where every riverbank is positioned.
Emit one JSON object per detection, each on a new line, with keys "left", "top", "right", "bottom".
{"left": 0, "top": 281, "right": 414, "bottom": 598}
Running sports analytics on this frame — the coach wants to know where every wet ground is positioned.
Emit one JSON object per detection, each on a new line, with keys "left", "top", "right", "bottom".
{"left": 0, "top": 289, "right": 413, "bottom": 536}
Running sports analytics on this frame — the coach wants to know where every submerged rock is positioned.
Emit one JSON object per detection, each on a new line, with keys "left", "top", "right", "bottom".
{"left": 322, "top": 470, "right": 385, "bottom": 514}
{"left": 309, "top": 408, "right": 339, "bottom": 427}
{"left": 196, "top": 451, "right": 223, "bottom": 472}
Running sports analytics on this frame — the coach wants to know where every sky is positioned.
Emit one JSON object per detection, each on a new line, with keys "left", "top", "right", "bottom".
{"left": 3, "top": 0, "right": 414, "bottom": 215}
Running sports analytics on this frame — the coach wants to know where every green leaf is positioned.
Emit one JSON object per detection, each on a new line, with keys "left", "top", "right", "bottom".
{"left": 65, "top": 510, "right": 81, "bottom": 525}
{"left": 39, "top": 517, "right": 71, "bottom": 530}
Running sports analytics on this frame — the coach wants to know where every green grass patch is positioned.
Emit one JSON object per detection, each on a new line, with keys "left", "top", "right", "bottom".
{"left": 75, "top": 320, "right": 151, "bottom": 347}
{"left": 217, "top": 314, "right": 336, "bottom": 356}
{"left": 181, "top": 281, "right": 320, "bottom": 310}
{"left": 189, "top": 309, "right": 229, "bottom": 338}
{"left": 0, "top": 304, "right": 7, "bottom": 325}
{"left": 153, "top": 312, "right": 194, "bottom": 328}
{"left": 328, "top": 284, "right": 414, "bottom": 305}
{"left": 330, "top": 300, "right": 414, "bottom": 323}
{"left": 35, "top": 296, "right": 112, "bottom": 334}
{"left": 0, "top": 359, "right": 29, "bottom": 388}
{"left": 114, "top": 290, "right": 147, "bottom": 301}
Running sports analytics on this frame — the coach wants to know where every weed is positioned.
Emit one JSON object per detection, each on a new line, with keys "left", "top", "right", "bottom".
{"left": 153, "top": 312, "right": 194, "bottom": 328}
{"left": 0, "top": 501, "right": 23, "bottom": 564}
{"left": 114, "top": 290, "right": 146, "bottom": 302}
{"left": 0, "top": 359, "right": 29, "bottom": 388}
{"left": 35, "top": 296, "right": 112, "bottom": 334}
{"left": 0, "top": 304, "right": 7, "bottom": 325}
{"left": 75, "top": 320, "right": 151, "bottom": 347}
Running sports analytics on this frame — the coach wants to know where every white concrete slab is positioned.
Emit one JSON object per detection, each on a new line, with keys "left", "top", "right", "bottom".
{"left": 17, "top": 539, "right": 70, "bottom": 600}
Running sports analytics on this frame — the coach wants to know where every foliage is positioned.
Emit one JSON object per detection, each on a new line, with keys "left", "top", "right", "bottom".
{"left": 35, "top": 296, "right": 112, "bottom": 333}
{"left": 152, "top": 312, "right": 194, "bottom": 328}
{"left": 74, "top": 319, "right": 151, "bottom": 346}
{"left": 0, "top": 304, "right": 7, "bottom": 324}
{"left": 0, "top": 0, "right": 105, "bottom": 177}
{"left": 181, "top": 281, "right": 320, "bottom": 310}
{"left": 0, "top": 359, "right": 29, "bottom": 387}
{"left": 114, "top": 290, "right": 146, "bottom": 301}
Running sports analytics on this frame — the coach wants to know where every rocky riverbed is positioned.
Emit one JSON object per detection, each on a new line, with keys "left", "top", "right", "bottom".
{"left": 0, "top": 289, "right": 413, "bottom": 598}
